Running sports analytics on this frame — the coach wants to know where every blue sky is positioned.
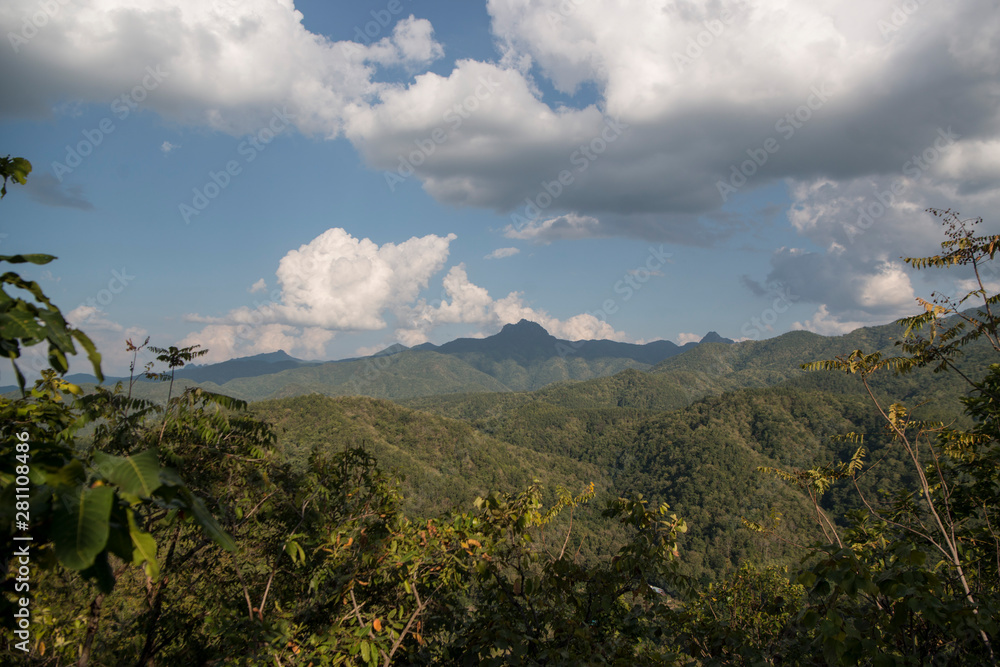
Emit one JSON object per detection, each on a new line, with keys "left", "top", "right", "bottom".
{"left": 1, "top": 0, "right": 997, "bottom": 377}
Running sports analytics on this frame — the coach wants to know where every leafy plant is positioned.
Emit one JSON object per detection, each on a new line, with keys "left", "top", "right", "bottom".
{"left": 787, "top": 210, "right": 1000, "bottom": 665}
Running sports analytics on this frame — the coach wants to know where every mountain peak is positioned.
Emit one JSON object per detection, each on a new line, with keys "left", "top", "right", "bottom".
{"left": 700, "top": 331, "right": 734, "bottom": 344}
{"left": 224, "top": 349, "right": 298, "bottom": 363}
{"left": 498, "top": 319, "right": 553, "bottom": 338}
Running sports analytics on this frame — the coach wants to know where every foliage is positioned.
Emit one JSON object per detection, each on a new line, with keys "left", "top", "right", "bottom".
{"left": 1, "top": 253, "right": 103, "bottom": 391}
{"left": 0, "top": 174, "right": 261, "bottom": 663}
{"left": 780, "top": 209, "right": 1000, "bottom": 665}
{"left": 0, "top": 155, "right": 31, "bottom": 198}
{"left": 678, "top": 562, "right": 805, "bottom": 665}
{"left": 4, "top": 154, "right": 997, "bottom": 667}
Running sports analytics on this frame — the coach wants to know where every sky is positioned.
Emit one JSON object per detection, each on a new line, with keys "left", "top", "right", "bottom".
{"left": 1, "top": 0, "right": 998, "bottom": 379}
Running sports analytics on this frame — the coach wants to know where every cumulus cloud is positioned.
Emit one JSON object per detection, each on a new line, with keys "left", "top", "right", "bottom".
{"left": 183, "top": 227, "right": 458, "bottom": 359}
{"left": 0, "top": 1, "right": 443, "bottom": 137}
{"left": 484, "top": 247, "right": 520, "bottom": 259}
{"left": 270, "top": 228, "right": 457, "bottom": 329}
{"left": 6, "top": 0, "right": 997, "bottom": 243}
{"left": 67, "top": 305, "right": 123, "bottom": 333}
{"left": 185, "top": 228, "right": 631, "bottom": 359}
{"left": 754, "top": 160, "right": 1000, "bottom": 333}
{"left": 676, "top": 332, "right": 701, "bottom": 345}
{"left": 344, "top": 0, "right": 1000, "bottom": 240}
{"left": 160, "top": 141, "right": 179, "bottom": 153}
{"left": 178, "top": 323, "right": 333, "bottom": 365}
{"left": 386, "top": 15, "right": 444, "bottom": 66}
{"left": 9, "top": 0, "right": 1000, "bottom": 347}
{"left": 793, "top": 305, "right": 874, "bottom": 337}
{"left": 395, "top": 264, "right": 629, "bottom": 345}
{"left": 248, "top": 278, "right": 267, "bottom": 294}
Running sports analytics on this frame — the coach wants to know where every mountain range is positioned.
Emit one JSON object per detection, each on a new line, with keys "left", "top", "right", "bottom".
{"left": 7, "top": 315, "right": 983, "bottom": 420}
{"left": 5, "top": 320, "right": 734, "bottom": 399}
{"left": 4, "top": 309, "right": 990, "bottom": 584}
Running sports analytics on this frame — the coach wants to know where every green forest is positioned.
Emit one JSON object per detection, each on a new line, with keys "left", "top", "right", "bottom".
{"left": 3, "top": 160, "right": 999, "bottom": 664}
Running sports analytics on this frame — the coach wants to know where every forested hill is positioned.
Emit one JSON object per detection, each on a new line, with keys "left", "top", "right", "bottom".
{"left": 396, "top": 371, "right": 926, "bottom": 581}
{"left": 19, "top": 311, "right": 982, "bottom": 407}
{"left": 8, "top": 319, "right": 735, "bottom": 399}
{"left": 244, "top": 308, "right": 995, "bottom": 583}
{"left": 386, "top": 311, "right": 993, "bottom": 580}
{"left": 8, "top": 220, "right": 1000, "bottom": 665}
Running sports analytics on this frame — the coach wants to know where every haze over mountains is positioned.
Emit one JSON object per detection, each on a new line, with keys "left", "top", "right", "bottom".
{"left": 12, "top": 313, "right": 983, "bottom": 411}
{"left": 20, "top": 320, "right": 735, "bottom": 400}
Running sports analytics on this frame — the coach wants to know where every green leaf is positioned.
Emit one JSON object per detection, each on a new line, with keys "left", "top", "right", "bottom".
{"left": 51, "top": 485, "right": 114, "bottom": 570}
{"left": 0, "top": 254, "right": 55, "bottom": 265}
{"left": 71, "top": 328, "right": 104, "bottom": 382}
{"left": 93, "top": 449, "right": 162, "bottom": 498}
{"left": 104, "top": 504, "right": 134, "bottom": 563}
{"left": 40, "top": 459, "right": 85, "bottom": 488}
{"left": 181, "top": 489, "right": 236, "bottom": 552}
{"left": 0, "top": 156, "right": 32, "bottom": 198}
{"left": 127, "top": 509, "right": 159, "bottom": 581}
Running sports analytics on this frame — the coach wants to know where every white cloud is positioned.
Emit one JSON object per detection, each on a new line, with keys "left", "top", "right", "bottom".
{"left": 484, "top": 247, "right": 520, "bottom": 259}
{"left": 1, "top": 2, "right": 443, "bottom": 137}
{"left": 183, "top": 228, "right": 457, "bottom": 360}
{"left": 387, "top": 14, "right": 444, "bottom": 66}
{"left": 956, "top": 277, "right": 1000, "bottom": 296}
{"left": 793, "top": 305, "right": 876, "bottom": 336}
{"left": 5, "top": 0, "right": 997, "bottom": 242}
{"left": 67, "top": 305, "right": 123, "bottom": 333}
{"left": 396, "top": 263, "right": 628, "bottom": 344}
{"left": 750, "top": 160, "right": 1000, "bottom": 335}
{"left": 160, "top": 141, "right": 179, "bottom": 153}
{"left": 180, "top": 225, "right": 640, "bottom": 360}
{"left": 271, "top": 228, "right": 456, "bottom": 330}
{"left": 178, "top": 323, "right": 334, "bottom": 365}
{"left": 857, "top": 262, "right": 916, "bottom": 310}
{"left": 345, "top": 0, "right": 1000, "bottom": 237}
{"left": 676, "top": 332, "right": 700, "bottom": 345}
{"left": 504, "top": 214, "right": 601, "bottom": 243}
{"left": 63, "top": 306, "right": 148, "bottom": 375}
{"left": 248, "top": 278, "right": 267, "bottom": 293}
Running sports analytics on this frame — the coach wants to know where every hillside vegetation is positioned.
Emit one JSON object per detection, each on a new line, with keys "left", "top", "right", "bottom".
{"left": 3, "top": 200, "right": 999, "bottom": 665}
